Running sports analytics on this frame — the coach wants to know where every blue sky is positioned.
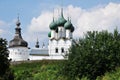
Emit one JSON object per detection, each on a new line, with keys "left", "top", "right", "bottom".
{"left": 0, "top": 0, "right": 120, "bottom": 48}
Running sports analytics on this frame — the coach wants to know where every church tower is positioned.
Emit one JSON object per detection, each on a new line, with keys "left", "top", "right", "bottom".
{"left": 48, "top": 8, "right": 74, "bottom": 58}
{"left": 8, "top": 17, "right": 29, "bottom": 61}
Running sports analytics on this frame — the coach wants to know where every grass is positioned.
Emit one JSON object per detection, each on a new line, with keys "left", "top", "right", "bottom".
{"left": 11, "top": 60, "right": 120, "bottom": 80}
{"left": 11, "top": 60, "right": 66, "bottom": 80}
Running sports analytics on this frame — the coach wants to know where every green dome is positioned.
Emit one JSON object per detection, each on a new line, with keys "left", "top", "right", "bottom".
{"left": 48, "top": 32, "right": 51, "bottom": 37}
{"left": 64, "top": 20, "right": 72, "bottom": 29}
{"left": 57, "top": 15, "right": 67, "bottom": 26}
{"left": 49, "top": 19, "right": 57, "bottom": 30}
{"left": 71, "top": 26, "right": 75, "bottom": 32}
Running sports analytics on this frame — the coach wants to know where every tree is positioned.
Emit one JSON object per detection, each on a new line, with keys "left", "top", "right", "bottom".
{"left": 0, "top": 38, "right": 14, "bottom": 80}
{"left": 62, "top": 29, "right": 120, "bottom": 80}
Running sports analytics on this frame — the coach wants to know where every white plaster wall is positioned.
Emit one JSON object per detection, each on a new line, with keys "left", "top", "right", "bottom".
{"left": 49, "top": 40, "right": 58, "bottom": 55}
{"left": 29, "top": 55, "right": 65, "bottom": 60}
{"left": 58, "top": 27, "right": 65, "bottom": 38}
{"left": 9, "top": 47, "right": 29, "bottom": 61}
{"left": 29, "top": 56, "right": 49, "bottom": 60}
{"left": 49, "top": 25, "right": 73, "bottom": 59}
{"left": 55, "top": 32, "right": 58, "bottom": 39}
{"left": 66, "top": 30, "right": 71, "bottom": 39}
{"left": 62, "top": 27, "right": 65, "bottom": 38}
{"left": 58, "top": 39, "right": 71, "bottom": 54}
{"left": 49, "top": 38, "right": 72, "bottom": 56}
{"left": 49, "top": 39, "right": 58, "bottom": 55}
{"left": 66, "top": 39, "right": 72, "bottom": 47}
{"left": 70, "top": 32, "right": 72, "bottom": 39}
{"left": 51, "top": 30, "right": 55, "bottom": 39}
{"left": 58, "top": 27, "right": 62, "bottom": 38}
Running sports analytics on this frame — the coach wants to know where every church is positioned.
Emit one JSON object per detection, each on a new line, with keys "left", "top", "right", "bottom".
{"left": 8, "top": 8, "right": 75, "bottom": 61}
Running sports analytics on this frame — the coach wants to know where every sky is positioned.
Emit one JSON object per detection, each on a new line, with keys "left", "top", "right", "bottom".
{"left": 0, "top": 0, "right": 120, "bottom": 48}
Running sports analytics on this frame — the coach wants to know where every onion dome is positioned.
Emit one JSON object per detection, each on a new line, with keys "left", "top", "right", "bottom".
{"left": 71, "top": 26, "right": 75, "bottom": 32}
{"left": 9, "top": 17, "right": 28, "bottom": 48}
{"left": 57, "top": 8, "right": 67, "bottom": 26}
{"left": 48, "top": 31, "right": 51, "bottom": 37}
{"left": 49, "top": 18, "right": 57, "bottom": 30}
{"left": 64, "top": 18, "right": 72, "bottom": 29}
{"left": 35, "top": 38, "right": 39, "bottom": 48}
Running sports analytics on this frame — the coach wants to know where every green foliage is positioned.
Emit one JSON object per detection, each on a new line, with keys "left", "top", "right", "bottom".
{"left": 11, "top": 60, "right": 120, "bottom": 80}
{"left": 0, "top": 38, "right": 14, "bottom": 80}
{"left": 97, "top": 67, "right": 120, "bottom": 80}
{"left": 62, "top": 29, "right": 120, "bottom": 80}
{"left": 12, "top": 60, "right": 66, "bottom": 80}
{"left": 15, "top": 70, "right": 33, "bottom": 80}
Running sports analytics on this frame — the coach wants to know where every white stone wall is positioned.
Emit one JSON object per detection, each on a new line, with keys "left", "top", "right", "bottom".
{"left": 29, "top": 55, "right": 64, "bottom": 60}
{"left": 58, "top": 27, "right": 65, "bottom": 38}
{"left": 48, "top": 38, "right": 72, "bottom": 57}
{"left": 48, "top": 24, "right": 73, "bottom": 57}
{"left": 51, "top": 30, "right": 55, "bottom": 39}
{"left": 66, "top": 29, "right": 71, "bottom": 39}
{"left": 9, "top": 47, "right": 29, "bottom": 61}
{"left": 55, "top": 32, "right": 58, "bottom": 39}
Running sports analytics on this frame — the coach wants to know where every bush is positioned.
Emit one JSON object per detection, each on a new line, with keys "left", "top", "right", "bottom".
{"left": 62, "top": 29, "right": 120, "bottom": 80}
{"left": 96, "top": 67, "right": 120, "bottom": 80}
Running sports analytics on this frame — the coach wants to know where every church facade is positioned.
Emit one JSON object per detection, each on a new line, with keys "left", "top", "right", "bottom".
{"left": 48, "top": 8, "right": 74, "bottom": 57}
{"left": 8, "top": 9, "right": 75, "bottom": 61}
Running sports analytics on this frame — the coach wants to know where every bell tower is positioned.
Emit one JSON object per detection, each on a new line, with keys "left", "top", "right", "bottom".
{"left": 8, "top": 16, "right": 29, "bottom": 61}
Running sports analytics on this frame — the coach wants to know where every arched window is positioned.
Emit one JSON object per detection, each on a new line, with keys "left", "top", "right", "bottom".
{"left": 61, "top": 48, "right": 64, "bottom": 53}
{"left": 55, "top": 48, "right": 58, "bottom": 53}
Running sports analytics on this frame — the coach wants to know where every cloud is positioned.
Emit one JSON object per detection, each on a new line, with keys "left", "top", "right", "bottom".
{"left": 0, "top": 29, "right": 4, "bottom": 34}
{"left": 24, "top": 11, "right": 52, "bottom": 47}
{"left": 0, "top": 20, "right": 8, "bottom": 35}
{"left": 26, "top": 2, "right": 120, "bottom": 47}
{"left": 0, "top": 20, "right": 15, "bottom": 40}
{"left": 0, "top": 20, "right": 6, "bottom": 27}
{"left": 28, "top": 12, "right": 52, "bottom": 33}
{"left": 72, "top": 2, "right": 120, "bottom": 37}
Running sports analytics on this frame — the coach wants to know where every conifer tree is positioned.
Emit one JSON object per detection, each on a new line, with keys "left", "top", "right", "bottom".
{"left": 0, "top": 38, "right": 14, "bottom": 80}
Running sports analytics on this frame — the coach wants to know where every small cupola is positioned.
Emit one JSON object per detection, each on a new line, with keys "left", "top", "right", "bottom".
{"left": 35, "top": 38, "right": 39, "bottom": 48}
{"left": 48, "top": 31, "right": 51, "bottom": 37}
{"left": 49, "top": 17, "right": 57, "bottom": 30}
{"left": 64, "top": 17, "right": 73, "bottom": 29}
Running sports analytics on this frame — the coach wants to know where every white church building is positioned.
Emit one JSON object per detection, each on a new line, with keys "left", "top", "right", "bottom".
{"left": 8, "top": 9, "right": 75, "bottom": 61}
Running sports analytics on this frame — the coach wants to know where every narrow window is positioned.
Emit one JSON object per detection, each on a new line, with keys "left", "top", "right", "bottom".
{"left": 55, "top": 48, "right": 58, "bottom": 53}
{"left": 61, "top": 48, "right": 64, "bottom": 53}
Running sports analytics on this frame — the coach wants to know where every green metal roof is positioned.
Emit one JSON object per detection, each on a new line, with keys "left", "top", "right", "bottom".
{"left": 49, "top": 18, "right": 57, "bottom": 30}
{"left": 48, "top": 31, "right": 51, "bottom": 37}
{"left": 64, "top": 20, "right": 72, "bottom": 29}
{"left": 71, "top": 26, "right": 75, "bottom": 32}
{"left": 56, "top": 8, "right": 67, "bottom": 26}
{"left": 57, "top": 15, "right": 67, "bottom": 26}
